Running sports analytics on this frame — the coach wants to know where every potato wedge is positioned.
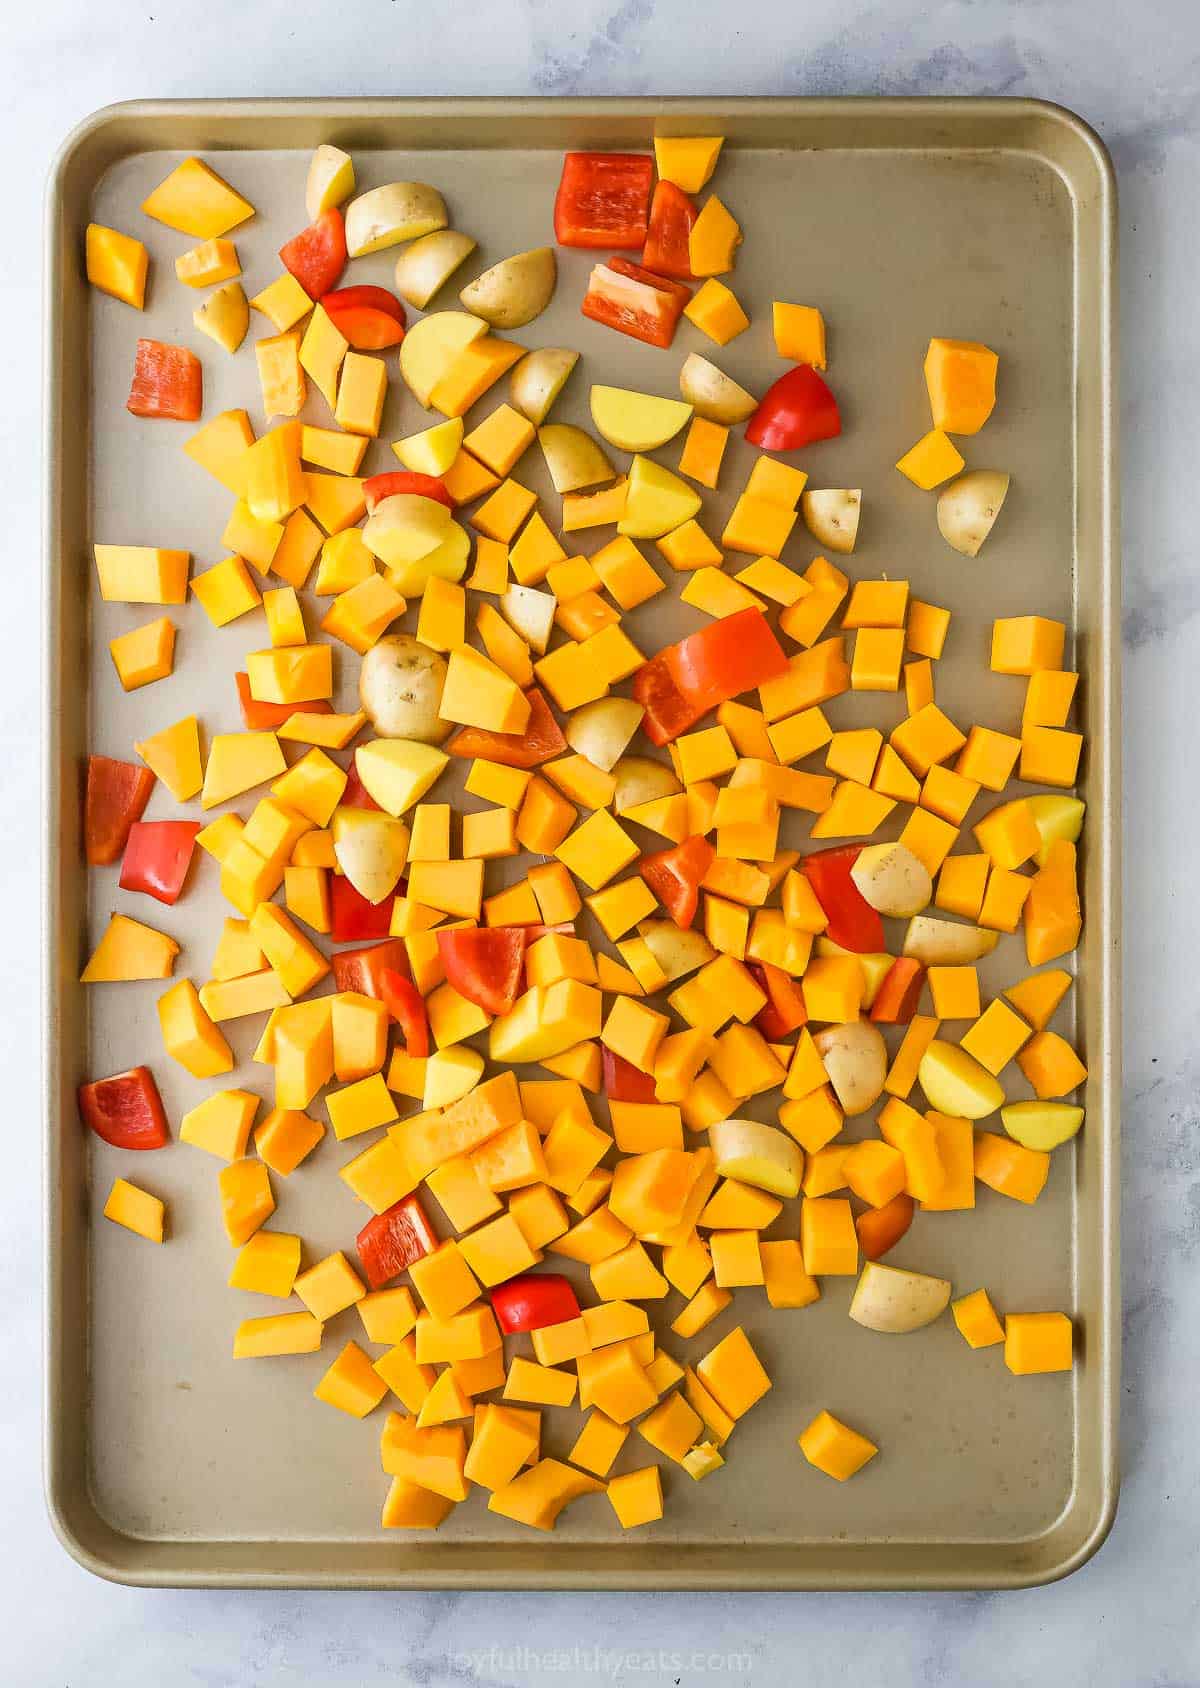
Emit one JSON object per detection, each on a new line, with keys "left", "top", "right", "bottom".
{"left": 566, "top": 697, "right": 645, "bottom": 772}
{"left": 850, "top": 842, "right": 932, "bottom": 918}
{"left": 501, "top": 585, "right": 556, "bottom": 654}
{"left": 590, "top": 385, "right": 693, "bottom": 453}
{"left": 710, "top": 1118, "right": 803, "bottom": 1199}
{"left": 460, "top": 247, "right": 557, "bottom": 330}
{"left": 800, "top": 488, "right": 861, "bottom": 554}
{"left": 849, "top": 1262, "right": 951, "bottom": 1334}
{"left": 398, "top": 310, "right": 487, "bottom": 408}
{"left": 331, "top": 808, "right": 410, "bottom": 904}
{"left": 358, "top": 633, "right": 451, "bottom": 743}
{"left": 346, "top": 182, "right": 448, "bottom": 257}
{"left": 362, "top": 493, "right": 453, "bottom": 568}
{"left": 305, "top": 144, "right": 355, "bottom": 221}
{"left": 393, "top": 229, "right": 477, "bottom": 310}
{"left": 612, "top": 755, "right": 683, "bottom": 815}
{"left": 678, "top": 352, "right": 757, "bottom": 424}
{"left": 1001, "top": 1101, "right": 1084, "bottom": 1150}
{"left": 382, "top": 523, "right": 470, "bottom": 599}
{"left": 902, "top": 915, "right": 999, "bottom": 965}
{"left": 936, "top": 469, "right": 1010, "bottom": 557}
{"left": 637, "top": 919, "right": 715, "bottom": 982}
{"left": 812, "top": 1022, "right": 887, "bottom": 1115}
{"left": 918, "top": 1040, "right": 1004, "bottom": 1119}
{"left": 510, "top": 347, "right": 580, "bottom": 425}
{"left": 537, "top": 424, "right": 615, "bottom": 494}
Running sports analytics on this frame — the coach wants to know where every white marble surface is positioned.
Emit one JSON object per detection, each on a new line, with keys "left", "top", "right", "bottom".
{"left": 7, "top": 1, "right": 1198, "bottom": 1682}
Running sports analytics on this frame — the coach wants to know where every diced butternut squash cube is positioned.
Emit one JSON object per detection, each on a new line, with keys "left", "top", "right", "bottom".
{"left": 798, "top": 1410, "right": 878, "bottom": 1480}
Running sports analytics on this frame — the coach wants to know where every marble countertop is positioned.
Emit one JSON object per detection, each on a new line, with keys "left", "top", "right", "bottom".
{"left": 9, "top": 1, "right": 1198, "bottom": 1681}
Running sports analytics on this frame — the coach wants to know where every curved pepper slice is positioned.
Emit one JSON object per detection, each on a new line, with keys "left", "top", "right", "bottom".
{"left": 745, "top": 363, "right": 841, "bottom": 452}
{"left": 84, "top": 754, "right": 155, "bottom": 866}
{"left": 639, "top": 835, "right": 716, "bottom": 932}
{"left": 363, "top": 471, "right": 453, "bottom": 514}
{"left": 748, "top": 960, "right": 808, "bottom": 1038}
{"left": 491, "top": 1273, "right": 580, "bottom": 1334}
{"left": 279, "top": 206, "right": 347, "bottom": 299}
{"left": 581, "top": 256, "right": 691, "bottom": 350}
{"left": 870, "top": 957, "right": 925, "bottom": 1024}
{"left": 641, "top": 180, "right": 696, "bottom": 280}
{"left": 855, "top": 1192, "right": 915, "bottom": 1261}
{"left": 78, "top": 1066, "right": 169, "bottom": 1150}
{"left": 436, "top": 926, "right": 528, "bottom": 1017}
{"left": 357, "top": 1193, "right": 438, "bottom": 1290}
{"left": 446, "top": 686, "right": 566, "bottom": 769}
{"left": 322, "top": 284, "right": 406, "bottom": 349}
{"left": 380, "top": 967, "right": 430, "bottom": 1059}
{"left": 801, "top": 845, "right": 884, "bottom": 954}
{"left": 633, "top": 607, "right": 788, "bottom": 745}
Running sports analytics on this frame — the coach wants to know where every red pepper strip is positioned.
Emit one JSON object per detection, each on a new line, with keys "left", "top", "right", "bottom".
{"left": 554, "top": 152, "right": 654, "bottom": 249}
{"left": 363, "top": 471, "right": 453, "bottom": 514}
{"left": 340, "top": 750, "right": 383, "bottom": 810}
{"left": 84, "top": 755, "right": 155, "bottom": 866}
{"left": 855, "top": 1193, "right": 915, "bottom": 1262}
{"left": 330, "top": 874, "right": 395, "bottom": 941}
{"left": 126, "top": 338, "right": 203, "bottom": 421}
{"left": 641, "top": 180, "right": 696, "bottom": 280}
{"left": 322, "top": 285, "right": 407, "bottom": 349}
{"left": 332, "top": 938, "right": 411, "bottom": 998}
{"left": 357, "top": 1193, "right": 438, "bottom": 1290}
{"left": 78, "top": 1066, "right": 169, "bottom": 1150}
{"left": 118, "top": 820, "right": 201, "bottom": 906}
{"left": 602, "top": 1046, "right": 658, "bottom": 1103}
{"left": 581, "top": 257, "right": 690, "bottom": 350}
{"left": 279, "top": 207, "right": 347, "bottom": 299}
{"left": 639, "top": 835, "right": 716, "bottom": 932}
{"left": 491, "top": 1273, "right": 581, "bottom": 1334}
{"left": 747, "top": 960, "right": 808, "bottom": 1039}
{"left": 380, "top": 967, "right": 430, "bottom": 1059}
{"left": 436, "top": 926, "right": 528, "bottom": 1017}
{"left": 870, "top": 957, "right": 926, "bottom": 1024}
{"left": 745, "top": 363, "right": 841, "bottom": 452}
{"left": 446, "top": 686, "right": 566, "bottom": 769}
{"left": 521, "top": 922, "right": 576, "bottom": 941}
{"left": 801, "top": 846, "right": 884, "bottom": 954}
{"left": 235, "top": 671, "right": 333, "bottom": 731}
{"left": 633, "top": 608, "right": 789, "bottom": 745}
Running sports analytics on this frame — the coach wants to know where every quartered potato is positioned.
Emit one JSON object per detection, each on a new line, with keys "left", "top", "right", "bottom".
{"left": 358, "top": 633, "right": 451, "bottom": 743}
{"left": 936, "top": 469, "right": 1011, "bottom": 556}
{"left": 393, "top": 229, "right": 478, "bottom": 310}
{"left": 510, "top": 347, "right": 580, "bottom": 424}
{"left": 678, "top": 352, "right": 757, "bottom": 423}
{"left": 566, "top": 698, "right": 645, "bottom": 772}
{"left": 345, "top": 182, "right": 448, "bottom": 257}
{"left": 850, "top": 842, "right": 932, "bottom": 918}
{"left": 812, "top": 1022, "right": 887, "bottom": 1115}
{"left": 460, "top": 247, "right": 557, "bottom": 329}
{"left": 612, "top": 755, "right": 683, "bottom": 815}
{"left": 849, "top": 1262, "right": 952, "bottom": 1334}
{"left": 800, "top": 488, "right": 861, "bottom": 553}
{"left": 537, "top": 424, "right": 614, "bottom": 493}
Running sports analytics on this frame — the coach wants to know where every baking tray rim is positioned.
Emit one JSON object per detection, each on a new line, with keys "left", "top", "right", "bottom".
{"left": 42, "top": 93, "right": 1120, "bottom": 1591}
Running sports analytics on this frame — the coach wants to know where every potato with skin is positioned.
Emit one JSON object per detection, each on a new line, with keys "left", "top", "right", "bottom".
{"left": 637, "top": 920, "right": 715, "bottom": 982}
{"left": 1001, "top": 1101, "right": 1084, "bottom": 1151}
{"left": 501, "top": 586, "right": 556, "bottom": 654}
{"left": 918, "top": 1040, "right": 1004, "bottom": 1119}
{"left": 850, "top": 842, "right": 932, "bottom": 918}
{"left": 537, "top": 425, "right": 614, "bottom": 494}
{"left": 393, "top": 230, "right": 477, "bottom": 310}
{"left": 612, "top": 755, "right": 683, "bottom": 815}
{"left": 398, "top": 310, "right": 486, "bottom": 408}
{"left": 345, "top": 182, "right": 448, "bottom": 257}
{"left": 902, "top": 915, "right": 999, "bottom": 965}
{"left": 849, "top": 1262, "right": 952, "bottom": 1333}
{"left": 800, "top": 488, "right": 861, "bottom": 554}
{"left": 710, "top": 1118, "right": 803, "bottom": 1199}
{"left": 331, "top": 808, "right": 410, "bottom": 904}
{"left": 566, "top": 697, "right": 645, "bottom": 772}
{"left": 936, "top": 470, "right": 1010, "bottom": 557}
{"left": 812, "top": 1022, "right": 887, "bottom": 1115}
{"left": 358, "top": 633, "right": 451, "bottom": 743}
{"left": 510, "top": 348, "right": 580, "bottom": 424}
{"left": 460, "top": 247, "right": 557, "bottom": 329}
{"left": 305, "top": 144, "right": 354, "bottom": 220}
{"left": 678, "top": 353, "right": 758, "bottom": 424}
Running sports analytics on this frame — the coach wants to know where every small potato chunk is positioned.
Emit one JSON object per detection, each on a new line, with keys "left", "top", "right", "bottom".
{"left": 359, "top": 633, "right": 451, "bottom": 743}
{"left": 637, "top": 919, "right": 715, "bottom": 982}
{"left": 800, "top": 488, "right": 861, "bottom": 554}
{"left": 566, "top": 698, "right": 645, "bottom": 773}
{"left": 936, "top": 470, "right": 1011, "bottom": 557}
{"left": 345, "top": 182, "right": 447, "bottom": 257}
{"left": 612, "top": 756, "right": 683, "bottom": 816}
{"left": 678, "top": 353, "right": 757, "bottom": 424}
{"left": 460, "top": 247, "right": 557, "bottom": 329}
{"left": 710, "top": 1118, "right": 803, "bottom": 1199}
{"left": 902, "top": 915, "right": 998, "bottom": 965}
{"left": 510, "top": 348, "right": 579, "bottom": 424}
{"left": 812, "top": 1022, "right": 887, "bottom": 1116}
{"left": 849, "top": 1262, "right": 951, "bottom": 1333}
{"left": 393, "top": 230, "right": 478, "bottom": 310}
{"left": 850, "top": 842, "right": 932, "bottom": 918}
{"left": 538, "top": 424, "right": 614, "bottom": 494}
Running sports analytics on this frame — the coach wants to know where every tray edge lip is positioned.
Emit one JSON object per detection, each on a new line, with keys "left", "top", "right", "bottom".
{"left": 41, "top": 91, "right": 1121, "bottom": 1594}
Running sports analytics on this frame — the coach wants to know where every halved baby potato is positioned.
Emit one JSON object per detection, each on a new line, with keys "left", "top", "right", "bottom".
{"left": 800, "top": 488, "right": 861, "bottom": 554}
{"left": 612, "top": 755, "right": 683, "bottom": 815}
{"left": 538, "top": 424, "right": 614, "bottom": 494}
{"left": 398, "top": 310, "right": 486, "bottom": 407}
{"left": 850, "top": 842, "right": 932, "bottom": 918}
{"left": 590, "top": 385, "right": 693, "bottom": 453}
{"left": 710, "top": 1118, "right": 804, "bottom": 1199}
{"left": 345, "top": 182, "right": 447, "bottom": 257}
{"left": 902, "top": 915, "right": 999, "bottom": 965}
{"left": 460, "top": 247, "right": 557, "bottom": 329}
{"left": 393, "top": 229, "right": 478, "bottom": 310}
{"left": 812, "top": 1022, "right": 887, "bottom": 1115}
{"left": 936, "top": 469, "right": 1010, "bottom": 557}
{"left": 510, "top": 347, "right": 579, "bottom": 424}
{"left": 637, "top": 919, "right": 715, "bottom": 982}
{"left": 678, "top": 352, "right": 757, "bottom": 424}
{"left": 849, "top": 1262, "right": 952, "bottom": 1334}
{"left": 566, "top": 697, "right": 645, "bottom": 772}
{"left": 358, "top": 633, "right": 451, "bottom": 743}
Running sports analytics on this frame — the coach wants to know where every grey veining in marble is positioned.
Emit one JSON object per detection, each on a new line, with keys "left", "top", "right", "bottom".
{"left": 7, "top": 1, "right": 1200, "bottom": 1682}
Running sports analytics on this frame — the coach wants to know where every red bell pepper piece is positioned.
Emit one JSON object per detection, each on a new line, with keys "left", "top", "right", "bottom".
{"left": 363, "top": 471, "right": 453, "bottom": 514}
{"left": 745, "top": 364, "right": 841, "bottom": 452}
{"left": 855, "top": 1192, "right": 915, "bottom": 1262}
{"left": 118, "top": 820, "right": 201, "bottom": 906}
{"left": 639, "top": 835, "right": 716, "bottom": 932}
{"left": 641, "top": 180, "right": 696, "bottom": 280}
{"left": 521, "top": 922, "right": 576, "bottom": 941}
{"left": 126, "top": 338, "right": 202, "bottom": 422}
{"left": 340, "top": 750, "right": 383, "bottom": 810}
{"left": 321, "top": 284, "right": 406, "bottom": 349}
{"left": 602, "top": 1047, "right": 658, "bottom": 1103}
{"left": 446, "top": 686, "right": 566, "bottom": 769}
{"left": 356, "top": 1193, "right": 438, "bottom": 1290}
{"left": 436, "top": 927, "right": 528, "bottom": 1017}
{"left": 633, "top": 608, "right": 789, "bottom": 745}
{"left": 279, "top": 207, "right": 347, "bottom": 299}
{"left": 78, "top": 1066, "right": 169, "bottom": 1150}
{"left": 870, "top": 957, "right": 926, "bottom": 1024}
{"left": 332, "top": 938, "right": 411, "bottom": 998}
{"left": 491, "top": 1273, "right": 580, "bottom": 1334}
{"left": 84, "top": 754, "right": 155, "bottom": 866}
{"left": 581, "top": 256, "right": 690, "bottom": 350}
{"left": 748, "top": 960, "right": 808, "bottom": 1039}
{"left": 235, "top": 671, "right": 333, "bottom": 731}
{"left": 380, "top": 967, "right": 430, "bottom": 1059}
{"left": 330, "top": 874, "right": 395, "bottom": 941}
{"left": 801, "top": 846, "right": 884, "bottom": 954}
{"left": 554, "top": 152, "right": 654, "bottom": 249}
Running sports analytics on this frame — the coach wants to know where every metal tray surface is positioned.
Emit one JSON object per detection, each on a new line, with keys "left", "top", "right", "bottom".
{"left": 44, "top": 97, "right": 1118, "bottom": 1589}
